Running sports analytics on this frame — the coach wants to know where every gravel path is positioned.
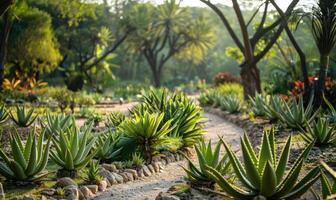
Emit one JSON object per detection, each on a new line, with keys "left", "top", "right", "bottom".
{"left": 94, "top": 112, "right": 244, "bottom": 200}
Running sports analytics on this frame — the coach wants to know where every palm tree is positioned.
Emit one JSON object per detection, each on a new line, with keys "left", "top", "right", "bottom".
{"left": 312, "top": 0, "right": 336, "bottom": 106}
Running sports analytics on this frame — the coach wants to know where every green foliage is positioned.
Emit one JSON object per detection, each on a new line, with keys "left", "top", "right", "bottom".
{"left": 7, "top": 5, "right": 61, "bottom": 78}
{"left": 50, "top": 121, "right": 97, "bottom": 171}
{"left": 319, "top": 161, "right": 336, "bottom": 200}
{"left": 216, "top": 83, "right": 244, "bottom": 100}
{"left": 183, "top": 140, "right": 231, "bottom": 186}
{"left": 119, "top": 112, "right": 174, "bottom": 162}
{"left": 55, "top": 188, "right": 65, "bottom": 196}
{"left": 278, "top": 96, "right": 317, "bottom": 129}
{"left": 0, "top": 129, "right": 51, "bottom": 182}
{"left": 249, "top": 93, "right": 268, "bottom": 117}
{"left": 130, "top": 153, "right": 145, "bottom": 168}
{"left": 324, "top": 97, "right": 336, "bottom": 124}
{"left": 83, "top": 160, "right": 102, "bottom": 184}
{"left": 205, "top": 128, "right": 320, "bottom": 199}
{"left": 0, "top": 105, "right": 8, "bottom": 124}
{"left": 263, "top": 95, "right": 285, "bottom": 121}
{"left": 47, "top": 87, "right": 72, "bottom": 112}
{"left": 42, "top": 113, "right": 71, "bottom": 136}
{"left": 95, "top": 130, "right": 122, "bottom": 162}
{"left": 9, "top": 106, "right": 38, "bottom": 127}
{"left": 220, "top": 95, "right": 243, "bottom": 114}
{"left": 301, "top": 118, "right": 336, "bottom": 146}
{"left": 105, "top": 112, "right": 126, "bottom": 129}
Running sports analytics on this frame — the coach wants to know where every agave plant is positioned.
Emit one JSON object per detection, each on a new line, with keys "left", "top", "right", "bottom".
{"left": 120, "top": 112, "right": 174, "bottom": 162}
{"left": 83, "top": 160, "right": 102, "bottom": 184}
{"left": 0, "top": 105, "right": 8, "bottom": 124}
{"left": 301, "top": 118, "right": 336, "bottom": 146}
{"left": 278, "top": 96, "right": 318, "bottom": 129}
{"left": 168, "top": 100, "right": 205, "bottom": 148}
{"left": 42, "top": 114, "right": 72, "bottom": 136}
{"left": 95, "top": 130, "right": 122, "bottom": 162}
{"left": 220, "top": 95, "right": 242, "bottom": 113}
{"left": 249, "top": 93, "right": 268, "bottom": 117}
{"left": 182, "top": 139, "right": 231, "bottom": 187}
{"left": 105, "top": 112, "right": 126, "bottom": 129}
{"left": 205, "top": 128, "right": 320, "bottom": 199}
{"left": 9, "top": 106, "right": 38, "bottom": 127}
{"left": 50, "top": 121, "right": 98, "bottom": 176}
{"left": 319, "top": 161, "right": 336, "bottom": 200}
{"left": 263, "top": 95, "right": 284, "bottom": 121}
{"left": 0, "top": 128, "right": 51, "bottom": 182}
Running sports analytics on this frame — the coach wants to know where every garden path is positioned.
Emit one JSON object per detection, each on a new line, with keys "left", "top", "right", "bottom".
{"left": 93, "top": 112, "right": 244, "bottom": 200}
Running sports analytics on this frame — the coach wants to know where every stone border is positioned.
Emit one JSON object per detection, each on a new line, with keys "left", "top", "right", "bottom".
{"left": 31, "top": 152, "right": 185, "bottom": 200}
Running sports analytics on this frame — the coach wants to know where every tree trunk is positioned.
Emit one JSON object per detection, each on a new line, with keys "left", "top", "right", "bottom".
{"left": 314, "top": 54, "right": 329, "bottom": 107}
{"left": 240, "top": 64, "right": 262, "bottom": 99}
{"left": 0, "top": 12, "right": 12, "bottom": 91}
{"left": 152, "top": 67, "right": 161, "bottom": 87}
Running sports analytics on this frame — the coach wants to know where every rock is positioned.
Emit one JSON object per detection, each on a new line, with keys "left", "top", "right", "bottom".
{"left": 158, "top": 162, "right": 165, "bottom": 170}
{"left": 104, "top": 178, "right": 111, "bottom": 187}
{"left": 119, "top": 172, "right": 129, "bottom": 182}
{"left": 40, "top": 188, "right": 55, "bottom": 196}
{"left": 147, "top": 164, "right": 155, "bottom": 174}
{"left": 112, "top": 172, "right": 124, "bottom": 183}
{"left": 0, "top": 183, "right": 4, "bottom": 199}
{"left": 155, "top": 192, "right": 179, "bottom": 200}
{"left": 152, "top": 162, "right": 160, "bottom": 173}
{"left": 137, "top": 168, "right": 144, "bottom": 178}
{"left": 142, "top": 165, "right": 152, "bottom": 176}
{"left": 102, "top": 163, "right": 118, "bottom": 172}
{"left": 86, "top": 185, "right": 98, "bottom": 194}
{"left": 174, "top": 154, "right": 180, "bottom": 161}
{"left": 78, "top": 189, "right": 85, "bottom": 200}
{"left": 124, "top": 169, "right": 138, "bottom": 179}
{"left": 56, "top": 177, "right": 77, "bottom": 187}
{"left": 64, "top": 185, "right": 79, "bottom": 200}
{"left": 98, "top": 180, "right": 108, "bottom": 191}
{"left": 99, "top": 168, "right": 116, "bottom": 185}
{"left": 80, "top": 186, "right": 93, "bottom": 199}
{"left": 23, "top": 195, "right": 34, "bottom": 200}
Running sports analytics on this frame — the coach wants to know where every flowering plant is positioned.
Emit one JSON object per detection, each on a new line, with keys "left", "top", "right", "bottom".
{"left": 213, "top": 72, "right": 240, "bottom": 86}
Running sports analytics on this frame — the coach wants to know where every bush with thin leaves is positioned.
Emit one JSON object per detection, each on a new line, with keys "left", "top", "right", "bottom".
{"left": 42, "top": 114, "right": 72, "bottom": 136}
{"left": 318, "top": 161, "right": 336, "bottom": 200}
{"left": 0, "top": 128, "right": 51, "bottom": 182}
{"left": 301, "top": 118, "right": 336, "bottom": 146}
{"left": 9, "top": 106, "right": 38, "bottom": 127}
{"left": 263, "top": 95, "right": 284, "bottom": 121}
{"left": 277, "top": 96, "right": 318, "bottom": 129}
{"left": 95, "top": 130, "right": 122, "bottom": 162}
{"left": 182, "top": 139, "right": 230, "bottom": 187}
{"left": 105, "top": 111, "right": 126, "bottom": 129}
{"left": 205, "top": 128, "right": 320, "bottom": 199}
{"left": 249, "top": 93, "right": 268, "bottom": 117}
{"left": 50, "top": 121, "right": 98, "bottom": 176}
{"left": 220, "top": 95, "right": 242, "bottom": 113}
{"left": 0, "top": 105, "right": 8, "bottom": 124}
{"left": 119, "top": 112, "right": 174, "bottom": 162}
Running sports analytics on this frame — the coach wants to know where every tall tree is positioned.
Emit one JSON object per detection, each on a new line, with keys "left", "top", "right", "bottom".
{"left": 0, "top": 0, "right": 15, "bottom": 90}
{"left": 126, "top": 0, "right": 214, "bottom": 87}
{"left": 200, "top": 0, "right": 299, "bottom": 98}
{"left": 311, "top": 0, "right": 336, "bottom": 106}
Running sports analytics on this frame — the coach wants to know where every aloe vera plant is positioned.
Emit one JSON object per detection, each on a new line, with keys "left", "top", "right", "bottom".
{"left": 319, "top": 161, "right": 336, "bottom": 200}
{"left": 9, "top": 106, "right": 38, "bottom": 127}
{"left": 220, "top": 95, "right": 242, "bottom": 113}
{"left": 278, "top": 96, "right": 318, "bottom": 129}
{"left": 50, "top": 121, "right": 98, "bottom": 175}
{"left": 183, "top": 140, "right": 230, "bottom": 187}
{"left": 83, "top": 160, "right": 102, "bottom": 184}
{"left": 249, "top": 93, "right": 268, "bottom": 117}
{"left": 42, "top": 114, "right": 72, "bottom": 136}
{"left": 0, "top": 128, "right": 51, "bottom": 182}
{"left": 263, "top": 95, "right": 284, "bottom": 121}
{"left": 0, "top": 105, "right": 8, "bottom": 124}
{"left": 205, "top": 128, "right": 320, "bottom": 199}
{"left": 95, "top": 130, "right": 122, "bottom": 162}
{"left": 301, "top": 118, "right": 336, "bottom": 146}
{"left": 120, "top": 112, "right": 174, "bottom": 162}
{"left": 105, "top": 112, "right": 126, "bottom": 129}
{"left": 324, "top": 97, "right": 336, "bottom": 124}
